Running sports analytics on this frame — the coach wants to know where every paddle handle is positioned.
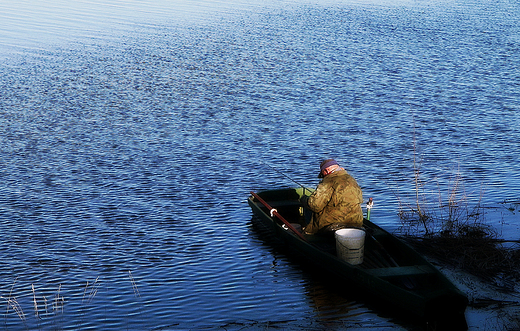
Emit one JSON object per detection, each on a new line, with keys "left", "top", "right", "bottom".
{"left": 250, "top": 191, "right": 308, "bottom": 242}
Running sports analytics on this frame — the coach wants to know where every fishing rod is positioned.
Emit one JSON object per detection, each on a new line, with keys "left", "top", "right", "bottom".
{"left": 263, "top": 162, "right": 311, "bottom": 195}
{"left": 263, "top": 162, "right": 374, "bottom": 219}
{"left": 250, "top": 191, "right": 308, "bottom": 242}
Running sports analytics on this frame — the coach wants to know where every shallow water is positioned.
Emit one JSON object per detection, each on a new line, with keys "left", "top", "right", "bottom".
{"left": 1, "top": 0, "right": 519, "bottom": 330}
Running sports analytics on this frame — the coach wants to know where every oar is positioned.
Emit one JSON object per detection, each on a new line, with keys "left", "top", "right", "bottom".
{"left": 251, "top": 191, "right": 308, "bottom": 242}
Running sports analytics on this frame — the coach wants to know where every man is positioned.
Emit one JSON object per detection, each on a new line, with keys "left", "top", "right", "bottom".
{"left": 300, "top": 159, "right": 363, "bottom": 235}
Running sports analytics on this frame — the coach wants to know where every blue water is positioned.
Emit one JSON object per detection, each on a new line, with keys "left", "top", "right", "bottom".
{"left": 1, "top": 0, "right": 519, "bottom": 330}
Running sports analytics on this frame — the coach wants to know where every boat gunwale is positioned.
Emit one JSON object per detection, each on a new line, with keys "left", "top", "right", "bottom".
{"left": 247, "top": 188, "right": 469, "bottom": 319}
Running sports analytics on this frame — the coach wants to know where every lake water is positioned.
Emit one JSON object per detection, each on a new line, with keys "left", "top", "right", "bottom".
{"left": 1, "top": 0, "right": 519, "bottom": 330}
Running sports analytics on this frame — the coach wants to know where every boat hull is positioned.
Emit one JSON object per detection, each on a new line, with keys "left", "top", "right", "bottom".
{"left": 248, "top": 188, "right": 468, "bottom": 322}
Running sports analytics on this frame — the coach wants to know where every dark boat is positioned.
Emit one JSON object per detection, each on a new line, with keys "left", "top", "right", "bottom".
{"left": 248, "top": 187, "right": 468, "bottom": 326}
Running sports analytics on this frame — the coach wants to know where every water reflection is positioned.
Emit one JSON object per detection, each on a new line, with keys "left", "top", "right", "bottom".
{"left": 1, "top": 0, "right": 519, "bottom": 329}
{"left": 249, "top": 217, "right": 415, "bottom": 330}
{"left": 305, "top": 281, "right": 366, "bottom": 321}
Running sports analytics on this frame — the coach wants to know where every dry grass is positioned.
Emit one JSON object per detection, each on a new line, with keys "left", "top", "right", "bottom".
{"left": 1, "top": 271, "right": 142, "bottom": 329}
{"left": 128, "top": 270, "right": 141, "bottom": 298}
{"left": 395, "top": 166, "right": 520, "bottom": 291}
{"left": 397, "top": 175, "right": 520, "bottom": 290}
{"left": 394, "top": 130, "right": 520, "bottom": 291}
{"left": 397, "top": 174, "right": 520, "bottom": 290}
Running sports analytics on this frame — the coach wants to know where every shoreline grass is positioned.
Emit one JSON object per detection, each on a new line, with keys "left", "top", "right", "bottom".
{"left": 394, "top": 128, "right": 520, "bottom": 290}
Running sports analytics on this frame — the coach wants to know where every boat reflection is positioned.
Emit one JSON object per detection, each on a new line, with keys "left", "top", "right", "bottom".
{"left": 249, "top": 216, "right": 468, "bottom": 330}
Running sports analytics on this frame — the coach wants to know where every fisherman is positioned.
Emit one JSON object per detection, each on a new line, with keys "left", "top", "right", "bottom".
{"left": 300, "top": 158, "right": 363, "bottom": 235}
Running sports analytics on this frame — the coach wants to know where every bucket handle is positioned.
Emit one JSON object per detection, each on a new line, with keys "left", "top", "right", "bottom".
{"left": 337, "top": 241, "right": 365, "bottom": 251}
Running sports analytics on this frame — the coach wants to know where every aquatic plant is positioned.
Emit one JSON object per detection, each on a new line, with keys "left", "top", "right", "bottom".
{"left": 82, "top": 276, "right": 100, "bottom": 304}
{"left": 395, "top": 117, "right": 491, "bottom": 238}
{"left": 1, "top": 278, "right": 26, "bottom": 326}
{"left": 128, "top": 270, "right": 141, "bottom": 299}
{"left": 1, "top": 272, "right": 143, "bottom": 330}
{"left": 397, "top": 168, "right": 492, "bottom": 239}
{"left": 394, "top": 127, "right": 520, "bottom": 290}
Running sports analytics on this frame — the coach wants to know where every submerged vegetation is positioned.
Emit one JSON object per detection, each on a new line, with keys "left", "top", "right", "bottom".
{"left": 394, "top": 134, "right": 520, "bottom": 291}
{"left": 1, "top": 279, "right": 65, "bottom": 329}
{"left": 1, "top": 271, "right": 141, "bottom": 330}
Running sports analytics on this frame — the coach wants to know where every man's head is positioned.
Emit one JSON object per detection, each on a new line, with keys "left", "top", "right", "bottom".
{"left": 318, "top": 159, "right": 340, "bottom": 178}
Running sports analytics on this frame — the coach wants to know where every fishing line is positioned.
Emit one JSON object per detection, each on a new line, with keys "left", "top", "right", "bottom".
{"left": 262, "top": 162, "right": 311, "bottom": 195}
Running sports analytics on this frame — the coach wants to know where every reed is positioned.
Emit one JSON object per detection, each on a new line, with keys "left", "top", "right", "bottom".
{"left": 2, "top": 272, "right": 146, "bottom": 329}
{"left": 82, "top": 276, "right": 100, "bottom": 304}
{"left": 54, "top": 284, "right": 64, "bottom": 314}
{"left": 3, "top": 280, "right": 94, "bottom": 328}
{"left": 32, "top": 284, "right": 38, "bottom": 319}
{"left": 2, "top": 293, "right": 26, "bottom": 322}
{"left": 395, "top": 130, "right": 520, "bottom": 290}
{"left": 1, "top": 278, "right": 27, "bottom": 328}
{"left": 398, "top": 184, "right": 520, "bottom": 292}
{"left": 396, "top": 121, "right": 490, "bottom": 239}
{"left": 128, "top": 271, "right": 140, "bottom": 298}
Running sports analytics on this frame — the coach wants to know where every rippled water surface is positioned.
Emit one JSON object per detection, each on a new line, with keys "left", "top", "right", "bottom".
{"left": 1, "top": 0, "right": 519, "bottom": 330}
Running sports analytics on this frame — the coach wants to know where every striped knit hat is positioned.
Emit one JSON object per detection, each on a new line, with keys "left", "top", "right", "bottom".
{"left": 318, "top": 159, "right": 339, "bottom": 178}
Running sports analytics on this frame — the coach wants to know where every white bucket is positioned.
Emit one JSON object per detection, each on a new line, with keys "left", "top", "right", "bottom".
{"left": 335, "top": 228, "right": 365, "bottom": 265}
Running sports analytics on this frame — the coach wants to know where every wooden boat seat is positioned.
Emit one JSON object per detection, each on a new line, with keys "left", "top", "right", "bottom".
{"left": 365, "top": 265, "right": 435, "bottom": 279}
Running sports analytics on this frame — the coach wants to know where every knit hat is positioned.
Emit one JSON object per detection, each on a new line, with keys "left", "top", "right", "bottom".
{"left": 318, "top": 159, "right": 339, "bottom": 178}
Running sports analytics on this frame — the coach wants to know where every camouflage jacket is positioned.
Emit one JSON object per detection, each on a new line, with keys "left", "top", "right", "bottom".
{"left": 302, "top": 169, "right": 363, "bottom": 234}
